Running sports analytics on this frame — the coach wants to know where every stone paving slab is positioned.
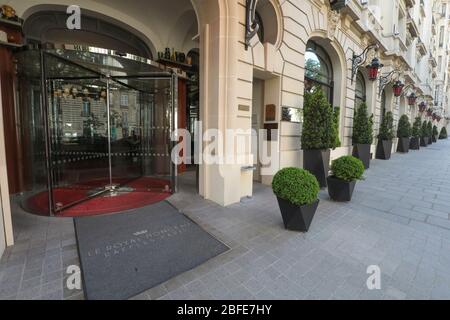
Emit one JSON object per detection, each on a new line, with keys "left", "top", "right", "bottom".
{"left": 2, "top": 139, "right": 450, "bottom": 300}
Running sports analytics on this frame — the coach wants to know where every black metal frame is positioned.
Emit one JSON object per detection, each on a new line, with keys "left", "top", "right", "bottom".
{"left": 399, "top": 84, "right": 416, "bottom": 98}
{"left": 351, "top": 44, "right": 379, "bottom": 84}
{"left": 378, "top": 70, "right": 401, "bottom": 97}
{"left": 354, "top": 71, "right": 367, "bottom": 105}
{"left": 305, "top": 41, "right": 335, "bottom": 104}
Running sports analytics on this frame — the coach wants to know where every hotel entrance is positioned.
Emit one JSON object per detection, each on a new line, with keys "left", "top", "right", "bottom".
{"left": 16, "top": 47, "right": 177, "bottom": 216}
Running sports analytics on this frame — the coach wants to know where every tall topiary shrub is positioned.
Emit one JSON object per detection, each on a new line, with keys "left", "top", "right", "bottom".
{"left": 331, "top": 107, "right": 341, "bottom": 150}
{"left": 378, "top": 111, "right": 394, "bottom": 140}
{"left": 352, "top": 102, "right": 374, "bottom": 145}
{"left": 427, "top": 121, "right": 433, "bottom": 137}
{"left": 412, "top": 117, "right": 422, "bottom": 138}
{"left": 439, "top": 127, "right": 448, "bottom": 139}
{"left": 421, "top": 120, "right": 428, "bottom": 138}
{"left": 397, "top": 114, "right": 411, "bottom": 138}
{"left": 301, "top": 88, "right": 333, "bottom": 150}
{"left": 433, "top": 125, "right": 439, "bottom": 137}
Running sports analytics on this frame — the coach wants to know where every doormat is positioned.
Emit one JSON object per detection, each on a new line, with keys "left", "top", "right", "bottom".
{"left": 74, "top": 201, "right": 229, "bottom": 300}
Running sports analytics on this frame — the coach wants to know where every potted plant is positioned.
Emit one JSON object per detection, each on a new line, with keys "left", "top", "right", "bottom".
{"left": 376, "top": 111, "right": 394, "bottom": 160}
{"left": 427, "top": 121, "right": 433, "bottom": 144}
{"left": 327, "top": 156, "right": 364, "bottom": 202}
{"left": 272, "top": 167, "right": 320, "bottom": 232}
{"left": 432, "top": 125, "right": 439, "bottom": 143}
{"left": 439, "top": 127, "right": 448, "bottom": 139}
{"left": 397, "top": 114, "right": 411, "bottom": 153}
{"left": 301, "top": 88, "right": 334, "bottom": 188}
{"left": 352, "top": 102, "right": 373, "bottom": 169}
{"left": 410, "top": 116, "right": 421, "bottom": 150}
{"left": 420, "top": 120, "right": 429, "bottom": 147}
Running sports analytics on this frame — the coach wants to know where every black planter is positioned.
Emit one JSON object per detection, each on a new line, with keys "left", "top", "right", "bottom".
{"left": 432, "top": 136, "right": 437, "bottom": 143}
{"left": 410, "top": 137, "right": 420, "bottom": 150}
{"left": 429, "top": 137, "right": 433, "bottom": 144}
{"left": 376, "top": 140, "right": 392, "bottom": 160}
{"left": 327, "top": 176, "right": 356, "bottom": 202}
{"left": 276, "top": 197, "right": 319, "bottom": 232}
{"left": 397, "top": 137, "right": 410, "bottom": 153}
{"left": 303, "top": 149, "right": 330, "bottom": 188}
{"left": 420, "top": 137, "right": 428, "bottom": 147}
{"left": 352, "top": 144, "right": 371, "bottom": 169}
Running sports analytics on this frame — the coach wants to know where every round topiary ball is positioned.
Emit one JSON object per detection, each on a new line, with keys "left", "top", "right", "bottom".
{"left": 331, "top": 156, "right": 364, "bottom": 182}
{"left": 272, "top": 167, "right": 320, "bottom": 206}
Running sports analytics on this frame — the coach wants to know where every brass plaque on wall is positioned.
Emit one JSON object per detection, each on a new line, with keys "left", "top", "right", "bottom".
{"left": 264, "top": 104, "right": 276, "bottom": 122}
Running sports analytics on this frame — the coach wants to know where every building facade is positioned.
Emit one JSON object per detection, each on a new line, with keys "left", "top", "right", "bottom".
{"left": 1, "top": 0, "right": 450, "bottom": 251}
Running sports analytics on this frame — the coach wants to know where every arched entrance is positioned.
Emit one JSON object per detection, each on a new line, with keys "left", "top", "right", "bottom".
{"left": 9, "top": 1, "right": 203, "bottom": 216}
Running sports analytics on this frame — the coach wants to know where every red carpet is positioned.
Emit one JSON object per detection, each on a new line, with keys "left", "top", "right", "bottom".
{"left": 25, "top": 177, "right": 172, "bottom": 217}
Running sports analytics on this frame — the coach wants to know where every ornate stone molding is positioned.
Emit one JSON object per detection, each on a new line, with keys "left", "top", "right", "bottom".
{"left": 328, "top": 10, "right": 341, "bottom": 39}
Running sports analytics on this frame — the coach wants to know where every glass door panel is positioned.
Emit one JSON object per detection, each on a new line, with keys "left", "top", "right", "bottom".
{"left": 110, "top": 77, "right": 174, "bottom": 194}
{"left": 48, "top": 77, "right": 110, "bottom": 211}
{"left": 108, "top": 80, "right": 144, "bottom": 186}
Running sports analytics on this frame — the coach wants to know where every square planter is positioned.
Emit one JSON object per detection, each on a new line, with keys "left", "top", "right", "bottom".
{"left": 397, "top": 137, "right": 410, "bottom": 153}
{"left": 303, "top": 149, "right": 330, "bottom": 188}
{"left": 376, "top": 140, "right": 392, "bottom": 160}
{"left": 420, "top": 137, "right": 429, "bottom": 147}
{"left": 327, "top": 176, "right": 356, "bottom": 202}
{"left": 276, "top": 197, "right": 319, "bottom": 232}
{"left": 429, "top": 136, "right": 433, "bottom": 144}
{"left": 432, "top": 135, "right": 437, "bottom": 143}
{"left": 352, "top": 144, "right": 371, "bottom": 169}
{"left": 410, "top": 137, "right": 420, "bottom": 150}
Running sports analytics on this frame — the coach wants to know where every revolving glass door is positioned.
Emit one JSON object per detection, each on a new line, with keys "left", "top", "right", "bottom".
{"left": 17, "top": 49, "right": 176, "bottom": 215}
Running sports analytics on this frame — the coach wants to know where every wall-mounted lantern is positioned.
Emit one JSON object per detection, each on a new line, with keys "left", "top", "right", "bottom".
{"left": 366, "top": 57, "right": 383, "bottom": 81}
{"left": 351, "top": 43, "right": 380, "bottom": 84}
{"left": 392, "top": 80, "right": 404, "bottom": 97}
{"left": 408, "top": 92, "right": 417, "bottom": 106}
{"left": 418, "top": 101, "right": 427, "bottom": 113}
{"left": 379, "top": 70, "right": 401, "bottom": 97}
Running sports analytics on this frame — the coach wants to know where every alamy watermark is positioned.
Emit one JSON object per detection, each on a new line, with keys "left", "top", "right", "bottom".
{"left": 366, "top": 265, "right": 381, "bottom": 290}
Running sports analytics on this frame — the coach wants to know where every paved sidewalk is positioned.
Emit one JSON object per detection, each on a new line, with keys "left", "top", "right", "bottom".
{"left": 2, "top": 139, "right": 450, "bottom": 299}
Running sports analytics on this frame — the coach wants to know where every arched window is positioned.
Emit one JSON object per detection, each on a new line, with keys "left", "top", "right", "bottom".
{"left": 380, "top": 89, "right": 387, "bottom": 123}
{"left": 304, "top": 41, "right": 334, "bottom": 104}
{"left": 355, "top": 71, "right": 366, "bottom": 108}
{"left": 255, "top": 0, "right": 279, "bottom": 46}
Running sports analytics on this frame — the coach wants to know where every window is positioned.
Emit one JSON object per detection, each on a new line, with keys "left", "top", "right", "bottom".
{"left": 304, "top": 41, "right": 334, "bottom": 104}
{"left": 438, "top": 56, "right": 443, "bottom": 72}
{"left": 380, "top": 89, "right": 387, "bottom": 124}
{"left": 439, "top": 26, "right": 444, "bottom": 47}
{"left": 355, "top": 71, "right": 366, "bottom": 108}
{"left": 120, "top": 94, "right": 129, "bottom": 107}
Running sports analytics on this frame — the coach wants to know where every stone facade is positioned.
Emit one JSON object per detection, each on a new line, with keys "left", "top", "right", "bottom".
{"left": 2, "top": 0, "right": 450, "bottom": 215}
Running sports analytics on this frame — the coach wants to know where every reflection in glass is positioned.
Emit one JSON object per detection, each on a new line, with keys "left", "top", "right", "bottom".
{"left": 305, "top": 41, "right": 334, "bottom": 104}
{"left": 16, "top": 49, "right": 175, "bottom": 215}
{"left": 281, "top": 107, "right": 302, "bottom": 123}
{"left": 355, "top": 71, "right": 366, "bottom": 108}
